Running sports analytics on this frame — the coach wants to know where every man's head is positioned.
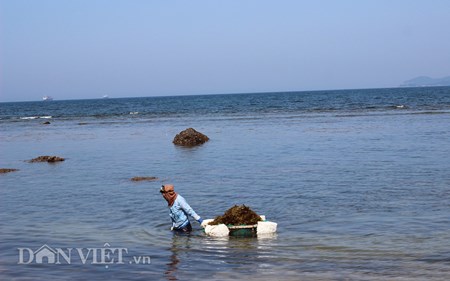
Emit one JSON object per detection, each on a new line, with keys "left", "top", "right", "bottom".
{"left": 160, "top": 184, "right": 175, "bottom": 195}
{"left": 161, "top": 184, "right": 177, "bottom": 206}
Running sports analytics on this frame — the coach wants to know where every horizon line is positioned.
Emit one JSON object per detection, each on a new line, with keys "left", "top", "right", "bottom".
{"left": 1, "top": 85, "right": 449, "bottom": 103}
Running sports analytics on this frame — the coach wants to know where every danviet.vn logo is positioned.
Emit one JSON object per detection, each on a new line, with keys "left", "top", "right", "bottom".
{"left": 18, "top": 243, "right": 151, "bottom": 267}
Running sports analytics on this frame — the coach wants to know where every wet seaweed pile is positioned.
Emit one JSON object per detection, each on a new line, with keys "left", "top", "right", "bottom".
{"left": 209, "top": 205, "right": 262, "bottom": 226}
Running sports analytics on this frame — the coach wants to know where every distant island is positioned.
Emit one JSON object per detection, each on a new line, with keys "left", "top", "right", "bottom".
{"left": 401, "top": 76, "right": 450, "bottom": 87}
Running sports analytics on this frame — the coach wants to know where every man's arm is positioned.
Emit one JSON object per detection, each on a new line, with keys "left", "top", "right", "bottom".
{"left": 178, "top": 196, "right": 202, "bottom": 222}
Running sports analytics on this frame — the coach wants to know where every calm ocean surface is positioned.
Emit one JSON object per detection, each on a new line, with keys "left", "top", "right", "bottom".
{"left": 1, "top": 87, "right": 450, "bottom": 280}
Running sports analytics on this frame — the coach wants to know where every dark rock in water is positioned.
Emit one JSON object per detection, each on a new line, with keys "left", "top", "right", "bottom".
{"left": 29, "top": 156, "right": 65, "bottom": 163}
{"left": 131, "top": 176, "right": 158, "bottom": 182}
{"left": 173, "top": 128, "right": 209, "bottom": 146}
{"left": 0, "top": 168, "right": 19, "bottom": 174}
{"left": 209, "top": 205, "right": 262, "bottom": 226}
{"left": 42, "top": 121, "right": 51, "bottom": 125}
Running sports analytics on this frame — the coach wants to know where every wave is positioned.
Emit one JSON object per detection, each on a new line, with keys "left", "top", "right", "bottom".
{"left": 19, "top": 116, "right": 52, "bottom": 120}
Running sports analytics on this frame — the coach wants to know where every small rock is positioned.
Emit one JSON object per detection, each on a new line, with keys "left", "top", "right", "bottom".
{"left": 173, "top": 128, "right": 209, "bottom": 147}
{"left": 0, "top": 168, "right": 19, "bottom": 174}
{"left": 42, "top": 121, "right": 51, "bottom": 125}
{"left": 131, "top": 176, "right": 158, "bottom": 182}
{"left": 29, "top": 156, "right": 65, "bottom": 163}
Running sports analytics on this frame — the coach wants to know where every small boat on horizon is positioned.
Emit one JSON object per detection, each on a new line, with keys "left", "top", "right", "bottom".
{"left": 42, "top": 96, "right": 53, "bottom": 101}
{"left": 102, "top": 94, "right": 109, "bottom": 99}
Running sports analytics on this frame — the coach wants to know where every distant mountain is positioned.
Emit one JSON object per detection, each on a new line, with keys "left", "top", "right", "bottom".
{"left": 401, "top": 76, "right": 450, "bottom": 87}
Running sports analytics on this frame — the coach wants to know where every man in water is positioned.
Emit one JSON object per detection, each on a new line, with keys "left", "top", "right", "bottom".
{"left": 160, "top": 184, "right": 203, "bottom": 232}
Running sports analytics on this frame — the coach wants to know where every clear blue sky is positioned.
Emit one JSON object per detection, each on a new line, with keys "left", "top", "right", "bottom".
{"left": 1, "top": 0, "right": 450, "bottom": 102}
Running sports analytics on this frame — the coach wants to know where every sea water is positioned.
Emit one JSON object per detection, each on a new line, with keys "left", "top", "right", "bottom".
{"left": 1, "top": 87, "right": 450, "bottom": 280}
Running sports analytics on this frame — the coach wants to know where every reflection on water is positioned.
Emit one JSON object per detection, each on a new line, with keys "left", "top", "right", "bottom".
{"left": 165, "top": 233, "right": 188, "bottom": 281}
{"left": 163, "top": 231, "right": 280, "bottom": 281}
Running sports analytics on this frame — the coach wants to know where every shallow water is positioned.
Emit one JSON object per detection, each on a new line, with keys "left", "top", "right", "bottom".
{"left": 1, "top": 88, "right": 450, "bottom": 280}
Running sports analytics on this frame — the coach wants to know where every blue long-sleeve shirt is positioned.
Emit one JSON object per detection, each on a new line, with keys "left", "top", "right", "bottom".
{"left": 168, "top": 195, "right": 201, "bottom": 229}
